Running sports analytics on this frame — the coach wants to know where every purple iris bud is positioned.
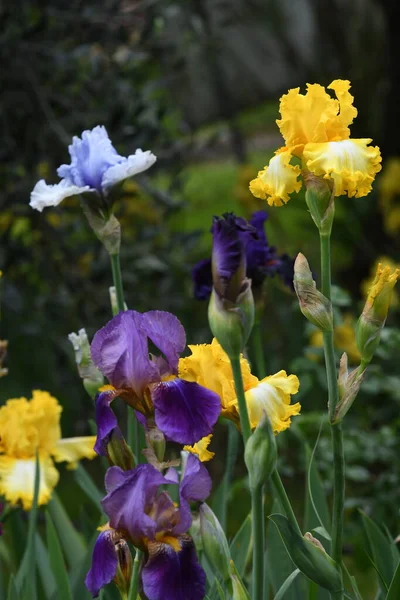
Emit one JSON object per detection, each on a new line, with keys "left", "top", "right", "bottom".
{"left": 91, "top": 310, "right": 221, "bottom": 444}
{"left": 142, "top": 536, "right": 206, "bottom": 600}
{"left": 85, "top": 530, "right": 119, "bottom": 598}
{"left": 30, "top": 126, "right": 156, "bottom": 212}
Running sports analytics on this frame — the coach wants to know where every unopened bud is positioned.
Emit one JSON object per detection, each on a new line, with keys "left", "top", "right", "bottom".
{"left": 146, "top": 426, "right": 166, "bottom": 463}
{"left": 208, "top": 286, "right": 254, "bottom": 359}
{"left": 356, "top": 263, "right": 399, "bottom": 365}
{"left": 68, "top": 329, "right": 104, "bottom": 398}
{"left": 107, "top": 429, "right": 135, "bottom": 470}
{"left": 230, "top": 561, "right": 251, "bottom": 600}
{"left": 304, "top": 173, "right": 334, "bottom": 234}
{"left": 244, "top": 413, "right": 277, "bottom": 491}
{"left": 332, "top": 353, "right": 366, "bottom": 423}
{"left": 199, "top": 503, "right": 231, "bottom": 582}
{"left": 294, "top": 254, "right": 332, "bottom": 331}
{"left": 114, "top": 539, "right": 133, "bottom": 596}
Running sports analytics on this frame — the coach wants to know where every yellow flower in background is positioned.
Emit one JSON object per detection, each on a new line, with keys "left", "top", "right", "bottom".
{"left": 250, "top": 80, "right": 381, "bottom": 206}
{"left": 179, "top": 338, "right": 300, "bottom": 433}
{"left": 184, "top": 435, "right": 215, "bottom": 462}
{"left": 0, "top": 391, "right": 96, "bottom": 510}
{"left": 308, "top": 313, "right": 361, "bottom": 364}
{"left": 378, "top": 158, "right": 400, "bottom": 236}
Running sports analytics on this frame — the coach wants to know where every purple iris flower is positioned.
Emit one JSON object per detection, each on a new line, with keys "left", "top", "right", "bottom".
{"left": 91, "top": 310, "right": 221, "bottom": 447}
{"left": 30, "top": 126, "right": 156, "bottom": 212}
{"left": 193, "top": 210, "right": 294, "bottom": 299}
{"left": 85, "top": 454, "right": 210, "bottom": 599}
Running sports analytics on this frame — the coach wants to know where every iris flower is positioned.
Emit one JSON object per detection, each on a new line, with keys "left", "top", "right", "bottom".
{"left": 0, "top": 391, "right": 96, "bottom": 510}
{"left": 85, "top": 453, "right": 210, "bottom": 599}
{"left": 193, "top": 211, "right": 294, "bottom": 300}
{"left": 91, "top": 310, "right": 221, "bottom": 450}
{"left": 30, "top": 126, "right": 156, "bottom": 212}
{"left": 179, "top": 338, "right": 300, "bottom": 432}
{"left": 250, "top": 80, "right": 382, "bottom": 205}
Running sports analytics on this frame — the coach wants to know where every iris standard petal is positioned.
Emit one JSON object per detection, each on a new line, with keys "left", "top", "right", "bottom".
{"left": 57, "top": 126, "right": 123, "bottom": 191}
{"left": 173, "top": 453, "right": 212, "bottom": 535}
{"left": 101, "top": 464, "right": 170, "bottom": 541}
{"left": 0, "top": 455, "right": 59, "bottom": 510}
{"left": 85, "top": 530, "right": 118, "bottom": 598}
{"left": 90, "top": 390, "right": 120, "bottom": 456}
{"left": 51, "top": 436, "right": 97, "bottom": 467}
{"left": 246, "top": 210, "right": 280, "bottom": 283}
{"left": 152, "top": 379, "right": 221, "bottom": 445}
{"left": 141, "top": 311, "right": 186, "bottom": 375}
{"left": 192, "top": 258, "right": 213, "bottom": 300}
{"left": 303, "top": 139, "right": 382, "bottom": 198}
{"left": 29, "top": 179, "right": 91, "bottom": 212}
{"left": 142, "top": 537, "right": 206, "bottom": 600}
{"left": 211, "top": 213, "right": 255, "bottom": 285}
{"left": 102, "top": 149, "right": 157, "bottom": 191}
{"left": 249, "top": 149, "right": 302, "bottom": 206}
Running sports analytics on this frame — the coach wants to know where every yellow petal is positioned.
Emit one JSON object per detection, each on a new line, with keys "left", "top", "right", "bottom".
{"left": 303, "top": 139, "right": 382, "bottom": 198}
{"left": 184, "top": 435, "right": 215, "bottom": 462}
{"left": 51, "top": 436, "right": 97, "bottom": 469}
{"left": 249, "top": 149, "right": 302, "bottom": 206}
{"left": 0, "top": 455, "right": 59, "bottom": 510}
{"left": 277, "top": 80, "right": 357, "bottom": 150}
{"left": 234, "top": 370, "right": 300, "bottom": 432}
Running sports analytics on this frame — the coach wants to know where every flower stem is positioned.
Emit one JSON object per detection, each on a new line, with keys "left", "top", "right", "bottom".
{"left": 128, "top": 548, "right": 142, "bottom": 600}
{"left": 250, "top": 321, "right": 266, "bottom": 379}
{"left": 320, "top": 232, "right": 344, "bottom": 597}
{"left": 110, "top": 252, "right": 125, "bottom": 313}
{"left": 219, "top": 421, "right": 239, "bottom": 531}
{"left": 251, "top": 486, "right": 264, "bottom": 600}
{"left": 270, "top": 468, "right": 302, "bottom": 536}
{"left": 229, "top": 356, "right": 251, "bottom": 444}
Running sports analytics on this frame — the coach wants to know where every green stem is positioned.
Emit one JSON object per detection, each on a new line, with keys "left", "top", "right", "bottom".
{"left": 250, "top": 321, "right": 266, "bottom": 379}
{"left": 271, "top": 469, "right": 302, "bottom": 536}
{"left": 128, "top": 549, "right": 143, "bottom": 600}
{"left": 229, "top": 356, "right": 251, "bottom": 444}
{"left": 320, "top": 232, "right": 344, "bottom": 597}
{"left": 110, "top": 252, "right": 125, "bottom": 313}
{"left": 251, "top": 487, "right": 264, "bottom": 600}
{"left": 219, "top": 422, "right": 239, "bottom": 531}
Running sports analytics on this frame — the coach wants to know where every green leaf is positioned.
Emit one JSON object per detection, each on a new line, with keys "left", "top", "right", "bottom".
{"left": 230, "top": 513, "right": 252, "bottom": 578}
{"left": 15, "top": 452, "right": 40, "bottom": 598}
{"left": 45, "top": 511, "right": 73, "bottom": 600}
{"left": 305, "top": 427, "right": 331, "bottom": 541}
{"left": 35, "top": 533, "right": 56, "bottom": 599}
{"left": 213, "top": 423, "right": 239, "bottom": 531}
{"left": 74, "top": 464, "right": 104, "bottom": 508}
{"left": 359, "top": 510, "right": 397, "bottom": 591}
{"left": 69, "top": 523, "right": 102, "bottom": 599}
{"left": 215, "top": 578, "right": 225, "bottom": 600}
{"left": 387, "top": 560, "right": 400, "bottom": 600}
{"left": 342, "top": 563, "right": 362, "bottom": 600}
{"left": 7, "top": 575, "right": 18, "bottom": 600}
{"left": 273, "top": 569, "right": 301, "bottom": 600}
{"left": 47, "top": 492, "right": 86, "bottom": 568}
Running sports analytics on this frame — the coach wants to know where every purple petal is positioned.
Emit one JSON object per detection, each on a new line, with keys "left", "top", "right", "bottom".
{"left": 94, "top": 390, "right": 120, "bottom": 456}
{"left": 101, "top": 464, "right": 170, "bottom": 542}
{"left": 276, "top": 253, "right": 296, "bottom": 291}
{"left": 91, "top": 311, "right": 159, "bottom": 398}
{"left": 85, "top": 531, "right": 118, "bottom": 598}
{"left": 173, "top": 454, "right": 212, "bottom": 535}
{"left": 141, "top": 311, "right": 186, "bottom": 375}
{"left": 246, "top": 210, "right": 280, "bottom": 285}
{"left": 192, "top": 258, "right": 213, "bottom": 301}
{"left": 152, "top": 379, "right": 221, "bottom": 445}
{"left": 142, "top": 537, "right": 206, "bottom": 600}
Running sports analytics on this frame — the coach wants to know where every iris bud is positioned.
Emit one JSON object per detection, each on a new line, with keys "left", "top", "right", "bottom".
{"left": 113, "top": 539, "right": 133, "bottom": 596}
{"left": 304, "top": 172, "right": 334, "bottom": 234}
{"left": 333, "top": 353, "right": 366, "bottom": 423}
{"left": 230, "top": 561, "right": 251, "bottom": 600}
{"left": 356, "top": 263, "right": 399, "bottom": 365}
{"left": 107, "top": 429, "right": 135, "bottom": 471}
{"left": 244, "top": 413, "right": 277, "bottom": 491}
{"left": 68, "top": 328, "right": 104, "bottom": 398}
{"left": 146, "top": 426, "right": 166, "bottom": 463}
{"left": 199, "top": 503, "right": 231, "bottom": 583}
{"left": 293, "top": 253, "right": 333, "bottom": 331}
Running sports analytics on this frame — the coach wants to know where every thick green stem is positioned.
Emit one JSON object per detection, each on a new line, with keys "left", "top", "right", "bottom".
{"left": 110, "top": 253, "right": 125, "bottom": 313}
{"left": 271, "top": 469, "right": 302, "bottom": 536}
{"left": 229, "top": 356, "right": 251, "bottom": 444}
{"left": 128, "top": 549, "right": 142, "bottom": 600}
{"left": 320, "top": 233, "right": 344, "bottom": 597}
{"left": 250, "top": 321, "right": 266, "bottom": 379}
{"left": 251, "top": 487, "right": 264, "bottom": 600}
{"left": 219, "top": 422, "right": 239, "bottom": 531}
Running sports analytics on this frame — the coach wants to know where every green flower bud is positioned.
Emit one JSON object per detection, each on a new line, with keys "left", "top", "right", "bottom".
{"left": 68, "top": 328, "right": 104, "bottom": 398}
{"left": 230, "top": 561, "right": 251, "bottom": 600}
{"left": 107, "top": 429, "right": 135, "bottom": 471}
{"left": 146, "top": 426, "right": 166, "bottom": 463}
{"left": 304, "top": 172, "right": 335, "bottom": 234}
{"left": 199, "top": 503, "right": 231, "bottom": 583}
{"left": 293, "top": 253, "right": 333, "bottom": 331}
{"left": 244, "top": 413, "right": 277, "bottom": 491}
{"left": 114, "top": 539, "right": 133, "bottom": 596}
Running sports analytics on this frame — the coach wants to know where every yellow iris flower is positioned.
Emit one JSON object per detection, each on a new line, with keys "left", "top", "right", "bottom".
{"left": 184, "top": 435, "right": 215, "bottom": 462}
{"left": 179, "top": 338, "right": 300, "bottom": 434}
{"left": 250, "top": 80, "right": 382, "bottom": 206}
{"left": 0, "top": 390, "right": 97, "bottom": 510}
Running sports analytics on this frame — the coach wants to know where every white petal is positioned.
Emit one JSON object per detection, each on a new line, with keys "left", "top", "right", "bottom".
{"left": 101, "top": 149, "right": 157, "bottom": 191}
{"left": 29, "top": 179, "right": 92, "bottom": 212}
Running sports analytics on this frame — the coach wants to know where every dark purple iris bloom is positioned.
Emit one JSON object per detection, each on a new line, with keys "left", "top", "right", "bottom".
{"left": 85, "top": 454, "right": 210, "bottom": 599}
{"left": 276, "top": 253, "right": 295, "bottom": 291}
{"left": 91, "top": 310, "right": 221, "bottom": 447}
{"left": 193, "top": 210, "right": 293, "bottom": 299}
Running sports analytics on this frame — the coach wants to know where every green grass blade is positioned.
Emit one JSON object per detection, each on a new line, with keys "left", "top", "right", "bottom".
{"left": 359, "top": 510, "right": 397, "bottom": 591}
{"left": 273, "top": 569, "right": 301, "bottom": 600}
{"left": 35, "top": 533, "right": 57, "bottom": 599}
{"left": 45, "top": 511, "right": 73, "bottom": 600}
{"left": 47, "top": 491, "right": 86, "bottom": 567}
{"left": 7, "top": 575, "right": 18, "bottom": 600}
{"left": 74, "top": 464, "right": 104, "bottom": 508}
{"left": 386, "top": 560, "right": 400, "bottom": 600}
{"left": 305, "top": 425, "right": 331, "bottom": 540}
{"left": 230, "top": 513, "right": 252, "bottom": 578}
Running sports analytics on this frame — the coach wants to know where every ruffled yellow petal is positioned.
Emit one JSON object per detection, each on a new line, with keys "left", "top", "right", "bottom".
{"left": 363, "top": 262, "right": 399, "bottom": 320}
{"left": 233, "top": 370, "right": 300, "bottom": 432}
{"left": 184, "top": 435, "right": 215, "bottom": 462}
{"left": 277, "top": 80, "right": 357, "bottom": 150}
{"left": 30, "top": 390, "right": 62, "bottom": 454}
{"left": 0, "top": 455, "right": 59, "bottom": 510}
{"left": 303, "top": 139, "right": 382, "bottom": 198}
{"left": 51, "top": 436, "right": 97, "bottom": 469}
{"left": 249, "top": 149, "right": 302, "bottom": 206}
